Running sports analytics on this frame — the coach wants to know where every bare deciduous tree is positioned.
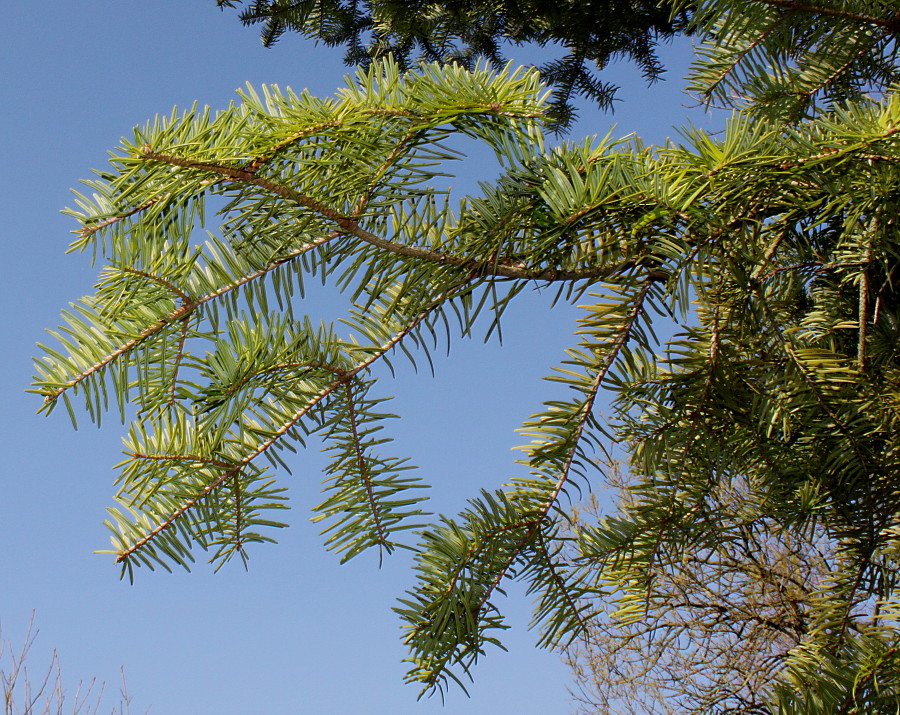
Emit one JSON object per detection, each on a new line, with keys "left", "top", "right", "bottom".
{"left": 1, "top": 617, "right": 141, "bottom": 715}
{"left": 567, "top": 467, "right": 833, "bottom": 714}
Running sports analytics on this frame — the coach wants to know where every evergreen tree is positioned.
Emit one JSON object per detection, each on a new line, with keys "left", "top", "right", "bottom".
{"left": 33, "top": 1, "right": 900, "bottom": 709}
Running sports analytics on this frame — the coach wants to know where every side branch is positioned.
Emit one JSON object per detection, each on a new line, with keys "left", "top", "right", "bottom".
{"left": 42, "top": 299, "right": 196, "bottom": 405}
{"left": 480, "top": 277, "right": 655, "bottom": 610}
{"left": 245, "top": 297, "right": 444, "bottom": 463}
{"left": 416, "top": 274, "right": 656, "bottom": 692}
{"left": 128, "top": 453, "right": 238, "bottom": 470}
{"left": 114, "top": 287, "right": 463, "bottom": 564}
{"left": 543, "top": 276, "right": 656, "bottom": 513}
{"left": 114, "top": 465, "right": 241, "bottom": 563}
{"left": 219, "top": 361, "right": 348, "bottom": 400}
{"left": 76, "top": 196, "right": 167, "bottom": 241}
{"left": 699, "top": 12, "right": 789, "bottom": 101}
{"left": 118, "top": 266, "right": 192, "bottom": 302}
{"left": 344, "top": 381, "right": 388, "bottom": 550}
{"left": 42, "top": 233, "right": 336, "bottom": 405}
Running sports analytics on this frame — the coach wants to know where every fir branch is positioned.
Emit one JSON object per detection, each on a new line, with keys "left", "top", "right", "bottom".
{"left": 139, "top": 149, "right": 651, "bottom": 283}
{"left": 115, "top": 282, "right": 466, "bottom": 564}
{"left": 127, "top": 452, "right": 239, "bottom": 469}
{"left": 859, "top": 259, "right": 870, "bottom": 373}
{"left": 116, "top": 266, "right": 193, "bottom": 303}
{"left": 343, "top": 380, "right": 388, "bottom": 553}
{"left": 245, "top": 300, "right": 443, "bottom": 462}
{"left": 775, "top": 125, "right": 900, "bottom": 169}
{"left": 168, "top": 317, "right": 190, "bottom": 406}
{"left": 697, "top": 12, "right": 790, "bottom": 103}
{"left": 350, "top": 128, "right": 427, "bottom": 216}
{"left": 244, "top": 120, "right": 342, "bottom": 173}
{"left": 76, "top": 196, "right": 168, "bottom": 241}
{"left": 113, "top": 463, "right": 242, "bottom": 564}
{"left": 233, "top": 471, "right": 244, "bottom": 556}
{"left": 42, "top": 233, "right": 336, "bottom": 405}
{"left": 755, "top": 286, "right": 879, "bottom": 485}
{"left": 534, "top": 529, "right": 592, "bottom": 637}
{"left": 41, "top": 299, "right": 196, "bottom": 405}
{"left": 436, "top": 518, "right": 541, "bottom": 606}
{"left": 219, "top": 361, "right": 347, "bottom": 400}
{"left": 416, "top": 274, "right": 657, "bottom": 692}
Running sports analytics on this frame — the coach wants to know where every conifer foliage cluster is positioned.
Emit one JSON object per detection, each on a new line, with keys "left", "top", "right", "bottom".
{"left": 33, "top": 0, "right": 900, "bottom": 710}
{"left": 217, "top": 0, "right": 690, "bottom": 125}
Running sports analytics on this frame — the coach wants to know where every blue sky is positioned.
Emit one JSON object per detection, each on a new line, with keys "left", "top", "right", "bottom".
{"left": 1, "top": 3, "right": 720, "bottom": 713}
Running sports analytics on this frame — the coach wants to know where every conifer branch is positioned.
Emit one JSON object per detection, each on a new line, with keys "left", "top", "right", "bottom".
{"left": 436, "top": 518, "right": 540, "bottom": 603}
{"left": 41, "top": 299, "right": 196, "bottom": 405}
{"left": 139, "top": 149, "right": 653, "bottom": 283}
{"left": 543, "top": 276, "right": 656, "bottom": 513}
{"left": 41, "top": 233, "right": 335, "bottom": 404}
{"left": 858, "top": 233, "right": 874, "bottom": 373}
{"left": 246, "top": 121, "right": 342, "bottom": 172}
{"left": 535, "top": 529, "right": 591, "bottom": 636}
{"left": 76, "top": 197, "right": 168, "bottom": 240}
{"left": 233, "top": 471, "right": 243, "bottom": 555}
{"left": 244, "top": 302, "right": 444, "bottom": 463}
{"left": 127, "top": 453, "right": 239, "bottom": 469}
{"left": 115, "top": 284, "right": 466, "bottom": 564}
{"left": 40, "top": 55, "right": 900, "bottom": 704}
{"left": 343, "top": 380, "right": 389, "bottom": 552}
{"left": 168, "top": 317, "right": 190, "bottom": 406}
{"left": 416, "top": 273, "right": 657, "bottom": 692}
{"left": 698, "top": 14, "right": 788, "bottom": 102}
{"left": 756, "top": 289, "right": 878, "bottom": 481}
{"left": 859, "top": 265, "right": 870, "bottom": 373}
{"left": 113, "top": 464, "right": 243, "bottom": 564}
{"left": 117, "top": 266, "right": 192, "bottom": 303}
{"left": 219, "top": 361, "right": 347, "bottom": 400}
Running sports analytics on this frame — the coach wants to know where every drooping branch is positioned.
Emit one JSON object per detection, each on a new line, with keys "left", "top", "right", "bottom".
{"left": 417, "top": 273, "right": 658, "bottom": 692}
{"left": 114, "top": 284, "right": 468, "bottom": 564}
{"left": 541, "top": 276, "right": 658, "bottom": 513}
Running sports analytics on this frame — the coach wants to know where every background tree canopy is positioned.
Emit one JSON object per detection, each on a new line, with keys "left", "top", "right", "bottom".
{"left": 216, "top": 0, "right": 691, "bottom": 126}
{"left": 32, "top": 0, "right": 900, "bottom": 711}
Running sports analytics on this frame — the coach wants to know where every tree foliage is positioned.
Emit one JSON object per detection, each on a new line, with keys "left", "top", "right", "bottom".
{"left": 33, "top": 0, "right": 900, "bottom": 710}
{"left": 215, "top": 0, "right": 691, "bottom": 125}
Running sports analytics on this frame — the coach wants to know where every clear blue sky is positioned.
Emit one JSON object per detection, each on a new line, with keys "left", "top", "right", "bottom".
{"left": 1, "top": 3, "right": 719, "bottom": 713}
